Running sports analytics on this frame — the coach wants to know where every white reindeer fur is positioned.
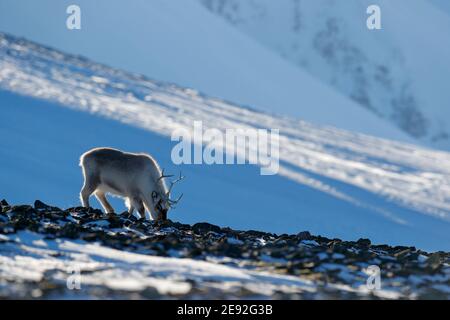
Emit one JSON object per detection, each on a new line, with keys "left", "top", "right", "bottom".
{"left": 79, "top": 147, "right": 170, "bottom": 220}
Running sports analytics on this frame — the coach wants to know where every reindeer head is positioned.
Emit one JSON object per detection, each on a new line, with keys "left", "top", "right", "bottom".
{"left": 152, "top": 170, "right": 184, "bottom": 221}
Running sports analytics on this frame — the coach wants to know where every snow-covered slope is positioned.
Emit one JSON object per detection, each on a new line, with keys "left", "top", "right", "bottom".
{"left": 200, "top": 0, "right": 450, "bottom": 149}
{"left": 2, "top": 231, "right": 321, "bottom": 299}
{"left": 0, "top": 0, "right": 412, "bottom": 141}
{"left": 429, "top": 0, "right": 450, "bottom": 15}
{"left": 1, "top": 33, "right": 450, "bottom": 251}
{"left": 1, "top": 203, "right": 448, "bottom": 299}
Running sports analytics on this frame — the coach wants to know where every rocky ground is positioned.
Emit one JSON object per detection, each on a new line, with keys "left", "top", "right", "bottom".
{"left": 0, "top": 200, "right": 449, "bottom": 299}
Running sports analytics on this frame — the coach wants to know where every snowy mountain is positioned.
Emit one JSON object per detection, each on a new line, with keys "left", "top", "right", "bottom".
{"left": 200, "top": 0, "right": 450, "bottom": 149}
{"left": 0, "top": 0, "right": 412, "bottom": 141}
{"left": 429, "top": 0, "right": 450, "bottom": 14}
{"left": 1, "top": 33, "right": 450, "bottom": 251}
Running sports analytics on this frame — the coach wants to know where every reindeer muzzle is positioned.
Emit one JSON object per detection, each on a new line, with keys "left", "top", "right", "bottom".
{"left": 158, "top": 208, "right": 168, "bottom": 221}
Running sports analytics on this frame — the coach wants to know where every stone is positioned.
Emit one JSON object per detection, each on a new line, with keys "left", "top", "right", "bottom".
{"left": 34, "top": 200, "right": 61, "bottom": 211}
{"left": 58, "top": 223, "right": 82, "bottom": 239}
{"left": 426, "top": 253, "right": 442, "bottom": 270}
{"left": 11, "top": 205, "right": 34, "bottom": 214}
{"left": 192, "top": 222, "right": 221, "bottom": 234}
{"left": 242, "top": 229, "right": 268, "bottom": 238}
{"left": 297, "top": 231, "right": 312, "bottom": 241}
{"left": 356, "top": 238, "right": 371, "bottom": 247}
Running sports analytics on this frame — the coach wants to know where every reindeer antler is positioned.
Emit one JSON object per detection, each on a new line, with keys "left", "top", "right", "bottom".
{"left": 167, "top": 193, "right": 183, "bottom": 208}
{"left": 166, "top": 171, "right": 185, "bottom": 208}
{"left": 157, "top": 168, "right": 174, "bottom": 182}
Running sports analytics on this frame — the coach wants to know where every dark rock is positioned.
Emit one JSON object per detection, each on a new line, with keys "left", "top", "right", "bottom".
{"left": 106, "top": 214, "right": 124, "bottom": 228}
{"left": 394, "top": 249, "right": 412, "bottom": 260}
{"left": 297, "top": 231, "right": 312, "bottom": 240}
{"left": 12, "top": 215, "right": 37, "bottom": 231}
{"left": 170, "top": 221, "right": 192, "bottom": 231}
{"left": 356, "top": 238, "right": 371, "bottom": 247}
{"left": 220, "top": 227, "right": 240, "bottom": 238}
{"left": 192, "top": 222, "right": 221, "bottom": 234}
{"left": 426, "top": 253, "right": 442, "bottom": 270}
{"left": 34, "top": 200, "right": 61, "bottom": 211}
{"left": 372, "top": 244, "right": 391, "bottom": 251}
{"left": 316, "top": 235, "right": 332, "bottom": 244}
{"left": 393, "top": 245, "right": 410, "bottom": 252}
{"left": 87, "top": 207, "right": 104, "bottom": 216}
{"left": 242, "top": 229, "right": 269, "bottom": 238}
{"left": 10, "top": 205, "right": 35, "bottom": 214}
{"left": 0, "top": 199, "right": 8, "bottom": 206}
{"left": 285, "top": 250, "right": 306, "bottom": 260}
{"left": 326, "top": 239, "right": 343, "bottom": 249}
{"left": 218, "top": 243, "right": 242, "bottom": 258}
{"left": 154, "top": 219, "right": 177, "bottom": 229}
{"left": 82, "top": 232, "right": 101, "bottom": 241}
{"left": 58, "top": 223, "right": 82, "bottom": 239}
{"left": 186, "top": 247, "right": 203, "bottom": 258}
{"left": 67, "top": 206, "right": 89, "bottom": 213}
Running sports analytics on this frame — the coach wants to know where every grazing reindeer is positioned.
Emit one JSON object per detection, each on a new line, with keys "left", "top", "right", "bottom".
{"left": 79, "top": 147, "right": 183, "bottom": 221}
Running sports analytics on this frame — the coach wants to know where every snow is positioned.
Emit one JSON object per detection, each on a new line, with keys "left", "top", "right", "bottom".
{"left": 0, "top": 0, "right": 412, "bottom": 141}
{"left": 0, "top": 33, "right": 449, "bottom": 251}
{"left": 200, "top": 0, "right": 450, "bottom": 149}
{"left": 429, "top": 0, "right": 450, "bottom": 15}
{"left": 0, "top": 231, "right": 402, "bottom": 299}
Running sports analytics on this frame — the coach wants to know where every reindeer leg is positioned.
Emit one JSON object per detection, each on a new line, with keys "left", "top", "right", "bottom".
{"left": 142, "top": 195, "right": 158, "bottom": 221}
{"left": 123, "top": 197, "right": 133, "bottom": 214}
{"left": 95, "top": 191, "right": 115, "bottom": 214}
{"left": 130, "top": 196, "right": 145, "bottom": 220}
{"left": 136, "top": 200, "right": 145, "bottom": 220}
{"left": 80, "top": 178, "right": 97, "bottom": 208}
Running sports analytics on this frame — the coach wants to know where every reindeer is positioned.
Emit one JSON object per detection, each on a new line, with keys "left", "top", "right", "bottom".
{"left": 79, "top": 147, "right": 183, "bottom": 221}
